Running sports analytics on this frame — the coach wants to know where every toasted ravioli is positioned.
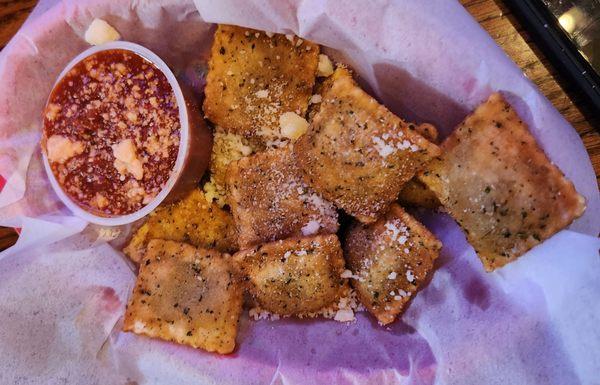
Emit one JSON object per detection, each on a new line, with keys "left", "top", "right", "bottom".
{"left": 227, "top": 146, "right": 338, "bottom": 249}
{"left": 234, "top": 234, "right": 348, "bottom": 316}
{"left": 294, "top": 67, "right": 441, "bottom": 223}
{"left": 123, "top": 189, "right": 238, "bottom": 263}
{"left": 203, "top": 25, "right": 319, "bottom": 141}
{"left": 344, "top": 204, "right": 441, "bottom": 325}
{"left": 419, "top": 93, "right": 586, "bottom": 271}
{"left": 123, "top": 240, "right": 243, "bottom": 354}
{"left": 398, "top": 179, "right": 441, "bottom": 209}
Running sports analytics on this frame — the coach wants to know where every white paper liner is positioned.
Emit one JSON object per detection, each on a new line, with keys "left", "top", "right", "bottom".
{"left": 0, "top": 0, "right": 598, "bottom": 384}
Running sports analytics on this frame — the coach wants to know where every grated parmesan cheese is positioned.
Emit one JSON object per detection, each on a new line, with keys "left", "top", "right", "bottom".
{"left": 255, "top": 89, "right": 269, "bottom": 99}
{"left": 279, "top": 111, "right": 309, "bottom": 140}
{"left": 301, "top": 220, "right": 321, "bottom": 236}
{"left": 46, "top": 135, "right": 85, "bottom": 164}
{"left": 317, "top": 54, "right": 334, "bottom": 77}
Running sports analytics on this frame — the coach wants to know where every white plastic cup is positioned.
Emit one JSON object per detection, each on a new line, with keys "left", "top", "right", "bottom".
{"left": 41, "top": 41, "right": 212, "bottom": 226}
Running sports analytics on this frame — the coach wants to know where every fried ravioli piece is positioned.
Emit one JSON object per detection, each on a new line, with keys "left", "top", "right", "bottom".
{"left": 294, "top": 67, "right": 441, "bottom": 224}
{"left": 123, "top": 189, "right": 238, "bottom": 263}
{"left": 419, "top": 93, "right": 586, "bottom": 271}
{"left": 227, "top": 146, "right": 338, "bottom": 249}
{"left": 398, "top": 179, "right": 441, "bottom": 209}
{"left": 233, "top": 234, "right": 348, "bottom": 316}
{"left": 203, "top": 25, "right": 319, "bottom": 141}
{"left": 123, "top": 240, "right": 243, "bottom": 354}
{"left": 344, "top": 204, "right": 441, "bottom": 325}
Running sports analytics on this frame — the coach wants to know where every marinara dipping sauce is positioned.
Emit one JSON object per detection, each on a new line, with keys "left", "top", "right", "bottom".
{"left": 42, "top": 43, "right": 211, "bottom": 223}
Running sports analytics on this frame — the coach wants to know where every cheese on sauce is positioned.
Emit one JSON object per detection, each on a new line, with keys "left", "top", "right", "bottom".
{"left": 46, "top": 135, "right": 85, "bottom": 164}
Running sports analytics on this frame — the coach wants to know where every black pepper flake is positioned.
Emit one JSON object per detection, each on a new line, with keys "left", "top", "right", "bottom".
{"left": 219, "top": 46, "right": 226, "bottom": 55}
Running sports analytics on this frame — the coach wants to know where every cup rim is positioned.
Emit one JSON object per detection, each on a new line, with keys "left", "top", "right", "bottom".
{"left": 42, "top": 41, "right": 190, "bottom": 226}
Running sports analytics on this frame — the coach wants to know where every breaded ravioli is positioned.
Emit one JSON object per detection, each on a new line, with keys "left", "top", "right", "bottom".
{"left": 123, "top": 189, "right": 238, "bottom": 263}
{"left": 203, "top": 25, "right": 319, "bottom": 142}
{"left": 344, "top": 204, "right": 441, "bottom": 325}
{"left": 123, "top": 240, "right": 243, "bottom": 354}
{"left": 294, "top": 67, "right": 441, "bottom": 224}
{"left": 419, "top": 92, "right": 585, "bottom": 271}
{"left": 234, "top": 235, "right": 348, "bottom": 316}
{"left": 227, "top": 146, "right": 338, "bottom": 249}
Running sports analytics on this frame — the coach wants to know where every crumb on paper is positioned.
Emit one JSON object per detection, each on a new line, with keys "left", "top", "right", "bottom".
{"left": 249, "top": 289, "right": 365, "bottom": 323}
{"left": 96, "top": 226, "right": 122, "bottom": 241}
{"left": 317, "top": 54, "right": 334, "bottom": 77}
{"left": 334, "top": 308, "right": 355, "bottom": 322}
{"left": 84, "top": 18, "right": 121, "bottom": 46}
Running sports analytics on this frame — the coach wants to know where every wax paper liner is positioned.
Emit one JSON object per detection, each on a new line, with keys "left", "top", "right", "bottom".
{"left": 0, "top": 0, "right": 599, "bottom": 384}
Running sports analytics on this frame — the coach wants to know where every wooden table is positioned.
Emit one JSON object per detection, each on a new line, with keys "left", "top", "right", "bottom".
{"left": 0, "top": 0, "right": 598, "bottom": 251}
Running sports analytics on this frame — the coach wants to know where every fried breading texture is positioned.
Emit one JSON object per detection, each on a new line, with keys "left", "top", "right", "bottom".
{"left": 344, "top": 204, "right": 441, "bottom": 325}
{"left": 233, "top": 234, "right": 348, "bottom": 316}
{"left": 123, "top": 240, "right": 243, "bottom": 354}
{"left": 294, "top": 67, "right": 441, "bottom": 224}
{"left": 227, "top": 145, "right": 338, "bottom": 249}
{"left": 419, "top": 92, "right": 586, "bottom": 271}
{"left": 398, "top": 178, "right": 441, "bottom": 209}
{"left": 202, "top": 127, "right": 262, "bottom": 207}
{"left": 123, "top": 189, "right": 238, "bottom": 263}
{"left": 203, "top": 25, "right": 319, "bottom": 142}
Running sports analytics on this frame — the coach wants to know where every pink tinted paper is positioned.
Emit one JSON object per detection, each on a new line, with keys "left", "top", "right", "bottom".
{"left": 0, "top": 1, "right": 599, "bottom": 384}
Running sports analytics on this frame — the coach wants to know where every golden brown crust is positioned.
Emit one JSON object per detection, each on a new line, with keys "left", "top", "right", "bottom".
{"left": 412, "top": 123, "right": 438, "bottom": 143}
{"left": 344, "top": 204, "right": 441, "bottom": 325}
{"left": 123, "top": 240, "right": 243, "bottom": 354}
{"left": 294, "top": 67, "right": 441, "bottom": 224}
{"left": 398, "top": 178, "right": 441, "bottom": 209}
{"left": 227, "top": 146, "right": 338, "bottom": 249}
{"left": 233, "top": 234, "right": 348, "bottom": 316}
{"left": 419, "top": 92, "right": 586, "bottom": 271}
{"left": 203, "top": 25, "right": 319, "bottom": 141}
{"left": 123, "top": 189, "right": 238, "bottom": 263}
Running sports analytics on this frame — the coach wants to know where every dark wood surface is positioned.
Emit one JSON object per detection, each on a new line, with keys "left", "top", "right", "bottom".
{"left": 0, "top": 0, "right": 598, "bottom": 251}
